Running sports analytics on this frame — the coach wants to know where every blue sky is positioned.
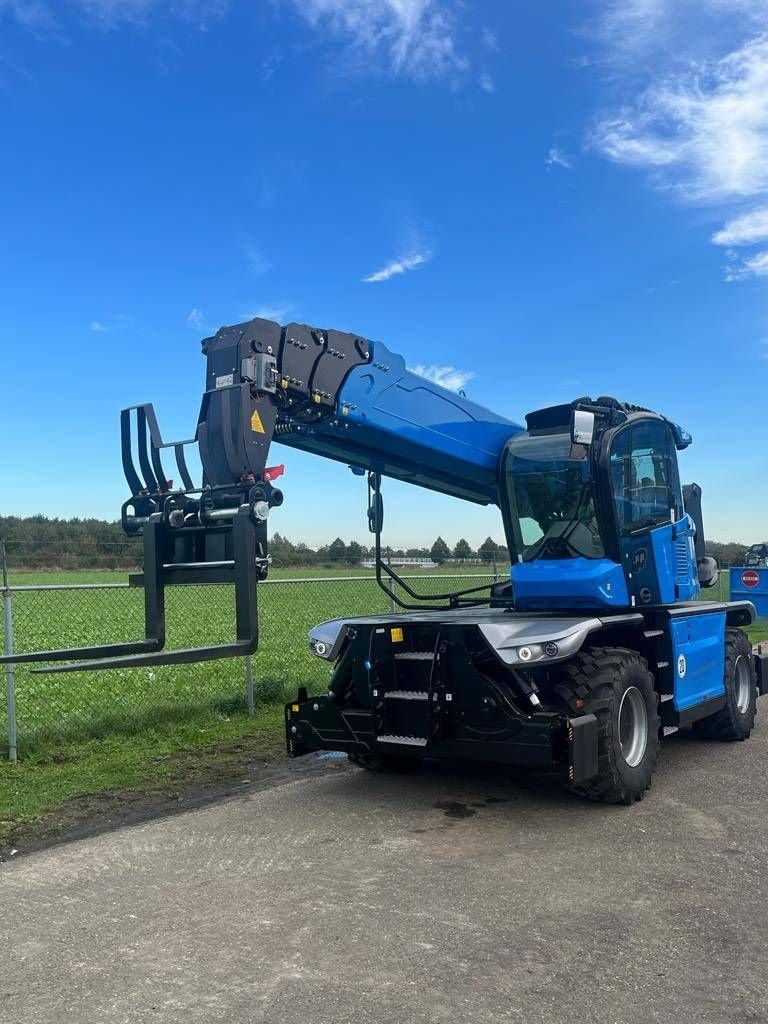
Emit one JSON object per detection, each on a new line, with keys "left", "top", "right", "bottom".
{"left": 1, "top": 0, "right": 767, "bottom": 548}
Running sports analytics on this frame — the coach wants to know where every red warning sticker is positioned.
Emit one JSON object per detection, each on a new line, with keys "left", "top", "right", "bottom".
{"left": 742, "top": 570, "right": 760, "bottom": 588}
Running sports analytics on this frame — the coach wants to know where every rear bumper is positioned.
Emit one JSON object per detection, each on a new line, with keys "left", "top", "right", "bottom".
{"left": 285, "top": 697, "right": 598, "bottom": 784}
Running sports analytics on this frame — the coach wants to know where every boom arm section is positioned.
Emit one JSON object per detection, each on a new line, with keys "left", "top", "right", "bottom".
{"left": 2, "top": 318, "right": 520, "bottom": 672}
{"left": 195, "top": 317, "right": 519, "bottom": 506}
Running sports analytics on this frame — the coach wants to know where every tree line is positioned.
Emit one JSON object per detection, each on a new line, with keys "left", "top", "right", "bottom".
{"left": 0, "top": 515, "right": 755, "bottom": 571}
{"left": 272, "top": 533, "right": 509, "bottom": 567}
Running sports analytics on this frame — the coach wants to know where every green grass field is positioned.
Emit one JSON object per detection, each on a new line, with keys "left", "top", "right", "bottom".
{"left": 0, "top": 568, "right": 495, "bottom": 841}
{"left": 2, "top": 568, "right": 500, "bottom": 751}
{"left": 2, "top": 565, "right": 766, "bottom": 845}
{"left": 8, "top": 564, "right": 497, "bottom": 586}
{"left": 3, "top": 566, "right": 765, "bottom": 756}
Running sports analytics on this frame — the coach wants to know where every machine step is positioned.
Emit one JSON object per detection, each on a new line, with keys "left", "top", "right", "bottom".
{"left": 385, "top": 690, "right": 429, "bottom": 701}
{"left": 377, "top": 734, "right": 429, "bottom": 747}
{"left": 660, "top": 692, "right": 674, "bottom": 702}
{"left": 657, "top": 661, "right": 670, "bottom": 669}
{"left": 663, "top": 725, "right": 679, "bottom": 737}
{"left": 644, "top": 629, "right": 664, "bottom": 638}
{"left": 393, "top": 651, "right": 434, "bottom": 661}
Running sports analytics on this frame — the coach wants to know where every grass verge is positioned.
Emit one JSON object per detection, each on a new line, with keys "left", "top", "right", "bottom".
{"left": 7, "top": 627, "right": 768, "bottom": 854}
{"left": 0, "top": 702, "right": 287, "bottom": 853}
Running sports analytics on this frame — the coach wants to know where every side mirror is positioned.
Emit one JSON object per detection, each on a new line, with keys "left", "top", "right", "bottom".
{"left": 368, "top": 493, "right": 383, "bottom": 534}
{"left": 697, "top": 556, "right": 719, "bottom": 589}
{"left": 571, "top": 409, "right": 595, "bottom": 445}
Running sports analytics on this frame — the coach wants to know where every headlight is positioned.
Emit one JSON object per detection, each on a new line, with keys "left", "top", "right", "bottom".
{"left": 513, "top": 642, "right": 560, "bottom": 664}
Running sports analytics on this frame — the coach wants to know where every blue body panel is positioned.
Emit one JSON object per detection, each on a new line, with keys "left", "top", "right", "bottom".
{"left": 612, "top": 518, "right": 700, "bottom": 610}
{"left": 670, "top": 612, "right": 726, "bottom": 711}
{"left": 276, "top": 340, "right": 522, "bottom": 505}
{"left": 648, "top": 518, "right": 699, "bottom": 604}
{"left": 730, "top": 566, "right": 768, "bottom": 616}
{"left": 510, "top": 557, "right": 630, "bottom": 611}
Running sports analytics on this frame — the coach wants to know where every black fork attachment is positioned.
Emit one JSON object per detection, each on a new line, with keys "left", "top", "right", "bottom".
{"left": 0, "top": 316, "right": 370, "bottom": 672}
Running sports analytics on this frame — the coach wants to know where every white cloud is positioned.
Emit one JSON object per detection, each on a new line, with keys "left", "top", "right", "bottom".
{"left": 481, "top": 26, "right": 499, "bottom": 52}
{"left": 245, "top": 240, "right": 270, "bottom": 275}
{"left": 712, "top": 205, "right": 768, "bottom": 245}
{"left": 593, "top": 35, "right": 768, "bottom": 203}
{"left": 2, "top": 0, "right": 466, "bottom": 82}
{"left": 240, "top": 304, "right": 293, "bottom": 322}
{"left": 591, "top": 3, "right": 768, "bottom": 280}
{"left": 363, "top": 247, "right": 431, "bottom": 283}
{"left": 76, "top": 0, "right": 226, "bottom": 26}
{"left": 77, "top": 0, "right": 156, "bottom": 22}
{"left": 726, "top": 249, "right": 768, "bottom": 280}
{"left": 89, "top": 314, "right": 132, "bottom": 332}
{"left": 0, "top": 0, "right": 56, "bottom": 31}
{"left": 478, "top": 71, "right": 494, "bottom": 93}
{"left": 0, "top": 0, "right": 226, "bottom": 30}
{"left": 594, "top": 1, "right": 768, "bottom": 64}
{"left": 409, "top": 363, "right": 474, "bottom": 392}
{"left": 287, "top": 0, "right": 466, "bottom": 81}
{"left": 546, "top": 146, "right": 572, "bottom": 169}
{"left": 186, "top": 307, "right": 205, "bottom": 329}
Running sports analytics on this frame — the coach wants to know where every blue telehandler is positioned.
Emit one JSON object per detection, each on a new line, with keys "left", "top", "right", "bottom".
{"left": 4, "top": 317, "right": 766, "bottom": 802}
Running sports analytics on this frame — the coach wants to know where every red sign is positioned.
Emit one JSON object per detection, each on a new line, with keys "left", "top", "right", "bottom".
{"left": 742, "top": 570, "right": 760, "bottom": 588}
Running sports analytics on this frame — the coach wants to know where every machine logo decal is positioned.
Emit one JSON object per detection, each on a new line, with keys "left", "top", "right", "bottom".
{"left": 632, "top": 548, "right": 647, "bottom": 573}
{"left": 677, "top": 654, "right": 687, "bottom": 678}
{"left": 742, "top": 570, "right": 760, "bottom": 588}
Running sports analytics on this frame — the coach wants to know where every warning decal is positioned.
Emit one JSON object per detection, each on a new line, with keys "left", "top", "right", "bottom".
{"left": 250, "top": 408, "right": 265, "bottom": 434}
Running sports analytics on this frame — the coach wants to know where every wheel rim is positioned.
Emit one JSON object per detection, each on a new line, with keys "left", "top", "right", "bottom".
{"left": 734, "top": 655, "right": 751, "bottom": 714}
{"left": 618, "top": 685, "right": 648, "bottom": 768}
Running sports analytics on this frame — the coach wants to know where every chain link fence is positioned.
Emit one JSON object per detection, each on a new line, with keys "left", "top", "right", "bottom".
{"left": 0, "top": 542, "right": 738, "bottom": 761}
{"left": 0, "top": 568, "right": 498, "bottom": 759}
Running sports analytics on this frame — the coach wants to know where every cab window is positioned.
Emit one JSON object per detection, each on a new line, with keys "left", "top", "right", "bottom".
{"left": 610, "top": 421, "right": 682, "bottom": 535}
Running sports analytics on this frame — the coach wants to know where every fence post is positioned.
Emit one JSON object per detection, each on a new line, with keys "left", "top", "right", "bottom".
{"left": 245, "top": 655, "right": 255, "bottom": 716}
{"left": 1, "top": 541, "right": 18, "bottom": 763}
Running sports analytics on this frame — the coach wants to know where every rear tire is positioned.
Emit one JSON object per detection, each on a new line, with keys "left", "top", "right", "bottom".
{"left": 554, "top": 647, "right": 660, "bottom": 805}
{"left": 693, "top": 628, "right": 756, "bottom": 741}
{"left": 348, "top": 752, "right": 421, "bottom": 773}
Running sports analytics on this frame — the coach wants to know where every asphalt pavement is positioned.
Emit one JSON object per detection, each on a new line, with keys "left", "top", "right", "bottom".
{"left": 2, "top": 728, "right": 768, "bottom": 1024}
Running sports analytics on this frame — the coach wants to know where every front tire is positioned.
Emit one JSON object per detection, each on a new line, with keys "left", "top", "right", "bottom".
{"left": 693, "top": 628, "right": 756, "bottom": 741}
{"left": 555, "top": 647, "right": 660, "bottom": 805}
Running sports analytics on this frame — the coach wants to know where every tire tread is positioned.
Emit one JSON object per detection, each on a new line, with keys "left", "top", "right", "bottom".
{"left": 556, "top": 646, "right": 659, "bottom": 805}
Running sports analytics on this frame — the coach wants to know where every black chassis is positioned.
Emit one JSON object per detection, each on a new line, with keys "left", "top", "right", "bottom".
{"left": 286, "top": 601, "right": 760, "bottom": 786}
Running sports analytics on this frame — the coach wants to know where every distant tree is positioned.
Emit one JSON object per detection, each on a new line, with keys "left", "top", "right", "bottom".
{"left": 453, "top": 538, "right": 474, "bottom": 560}
{"left": 478, "top": 536, "right": 500, "bottom": 563}
{"left": 346, "top": 540, "right": 364, "bottom": 565}
{"left": 430, "top": 536, "right": 451, "bottom": 564}
{"left": 706, "top": 541, "right": 748, "bottom": 568}
{"left": 327, "top": 537, "right": 347, "bottom": 563}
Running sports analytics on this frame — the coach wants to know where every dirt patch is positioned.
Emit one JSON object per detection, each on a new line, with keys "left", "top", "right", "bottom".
{"left": 0, "top": 741, "right": 349, "bottom": 862}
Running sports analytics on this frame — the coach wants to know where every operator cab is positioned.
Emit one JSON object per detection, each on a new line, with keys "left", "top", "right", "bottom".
{"left": 500, "top": 397, "right": 712, "bottom": 611}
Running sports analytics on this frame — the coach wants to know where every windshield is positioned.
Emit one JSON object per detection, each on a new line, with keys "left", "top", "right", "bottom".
{"left": 504, "top": 432, "right": 605, "bottom": 561}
